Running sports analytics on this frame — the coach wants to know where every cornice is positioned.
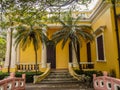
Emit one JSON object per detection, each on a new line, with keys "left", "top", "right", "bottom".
{"left": 91, "top": 1, "right": 113, "bottom": 24}
{"left": 93, "top": 25, "right": 106, "bottom": 36}
{"left": 79, "top": 1, "right": 114, "bottom": 24}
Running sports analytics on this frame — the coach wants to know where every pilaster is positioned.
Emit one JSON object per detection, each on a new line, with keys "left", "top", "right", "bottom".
{"left": 41, "top": 27, "right": 47, "bottom": 68}
{"left": 72, "top": 43, "right": 79, "bottom": 68}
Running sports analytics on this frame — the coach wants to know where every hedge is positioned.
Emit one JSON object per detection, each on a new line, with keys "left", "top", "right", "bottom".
{"left": 0, "top": 71, "right": 43, "bottom": 83}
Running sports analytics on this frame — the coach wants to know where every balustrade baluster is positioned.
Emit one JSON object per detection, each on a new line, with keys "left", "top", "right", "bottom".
{"left": 30, "top": 65, "right": 31, "bottom": 70}
{"left": 26, "top": 65, "right": 27, "bottom": 71}
{"left": 28, "top": 65, "right": 30, "bottom": 71}
{"left": 21, "top": 65, "right": 23, "bottom": 70}
{"left": 34, "top": 65, "right": 35, "bottom": 70}
{"left": 16, "top": 63, "right": 40, "bottom": 71}
{"left": 31, "top": 64, "right": 33, "bottom": 70}
{"left": 17, "top": 64, "right": 20, "bottom": 70}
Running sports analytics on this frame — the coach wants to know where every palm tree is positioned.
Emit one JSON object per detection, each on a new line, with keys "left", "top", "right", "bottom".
{"left": 51, "top": 11, "right": 93, "bottom": 70}
{"left": 14, "top": 25, "right": 48, "bottom": 74}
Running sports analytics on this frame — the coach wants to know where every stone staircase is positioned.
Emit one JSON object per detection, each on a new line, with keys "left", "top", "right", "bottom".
{"left": 26, "top": 70, "right": 93, "bottom": 90}
{"left": 39, "top": 70, "right": 79, "bottom": 84}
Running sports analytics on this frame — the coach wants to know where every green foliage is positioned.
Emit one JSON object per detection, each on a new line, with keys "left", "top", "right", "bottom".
{"left": 74, "top": 70, "right": 103, "bottom": 88}
{"left": 14, "top": 25, "right": 48, "bottom": 51}
{"left": 109, "top": 69, "right": 116, "bottom": 77}
{"left": 0, "top": 37, "right": 6, "bottom": 60}
{"left": 51, "top": 11, "right": 93, "bottom": 49}
{"left": 0, "top": 72, "right": 43, "bottom": 83}
{"left": 74, "top": 70, "right": 103, "bottom": 78}
{"left": 15, "top": 72, "right": 43, "bottom": 83}
{"left": 0, "top": 72, "right": 9, "bottom": 80}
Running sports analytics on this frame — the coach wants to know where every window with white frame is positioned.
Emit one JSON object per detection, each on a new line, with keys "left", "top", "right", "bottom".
{"left": 96, "top": 34, "right": 105, "bottom": 61}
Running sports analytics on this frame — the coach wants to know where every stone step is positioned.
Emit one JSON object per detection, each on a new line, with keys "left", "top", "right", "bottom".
{"left": 48, "top": 73, "right": 72, "bottom": 76}
{"left": 37, "top": 70, "right": 80, "bottom": 84}
{"left": 40, "top": 80, "right": 80, "bottom": 84}
{"left": 48, "top": 76, "right": 72, "bottom": 79}
{"left": 47, "top": 74, "right": 72, "bottom": 78}
{"left": 51, "top": 69, "right": 68, "bottom": 72}
{"left": 50, "top": 73, "right": 70, "bottom": 75}
{"left": 26, "top": 83, "right": 94, "bottom": 90}
{"left": 43, "top": 78, "right": 77, "bottom": 81}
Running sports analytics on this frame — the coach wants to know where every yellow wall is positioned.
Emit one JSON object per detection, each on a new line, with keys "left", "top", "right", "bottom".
{"left": 80, "top": 41, "right": 87, "bottom": 62}
{"left": 20, "top": 43, "right": 42, "bottom": 64}
{"left": 56, "top": 41, "right": 69, "bottom": 69}
{"left": 91, "top": 7, "right": 119, "bottom": 77}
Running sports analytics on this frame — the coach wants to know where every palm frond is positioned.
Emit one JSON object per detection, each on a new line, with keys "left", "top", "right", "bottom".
{"left": 74, "top": 16, "right": 82, "bottom": 25}
{"left": 51, "top": 10, "right": 94, "bottom": 52}
{"left": 61, "top": 32, "right": 70, "bottom": 49}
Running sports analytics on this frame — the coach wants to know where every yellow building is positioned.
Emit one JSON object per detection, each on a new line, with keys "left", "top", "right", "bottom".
{"left": 2, "top": 0, "right": 120, "bottom": 78}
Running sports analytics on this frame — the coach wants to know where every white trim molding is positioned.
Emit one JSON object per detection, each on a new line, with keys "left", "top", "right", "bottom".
{"left": 95, "top": 33, "right": 106, "bottom": 62}
{"left": 94, "top": 26, "right": 106, "bottom": 36}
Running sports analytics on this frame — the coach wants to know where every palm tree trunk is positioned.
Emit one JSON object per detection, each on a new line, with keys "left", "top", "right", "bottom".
{"left": 72, "top": 42, "right": 82, "bottom": 70}
{"left": 34, "top": 46, "right": 38, "bottom": 75}
{"left": 8, "top": 28, "right": 13, "bottom": 73}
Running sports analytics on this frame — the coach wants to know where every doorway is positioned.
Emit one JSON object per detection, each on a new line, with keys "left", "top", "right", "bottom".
{"left": 47, "top": 40, "right": 56, "bottom": 69}
{"left": 87, "top": 42, "right": 93, "bottom": 69}
{"left": 87, "top": 42, "right": 91, "bottom": 62}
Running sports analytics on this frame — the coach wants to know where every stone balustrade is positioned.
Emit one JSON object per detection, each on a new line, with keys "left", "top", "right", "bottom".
{"left": 80, "top": 62, "right": 94, "bottom": 69}
{"left": 93, "top": 71, "right": 120, "bottom": 90}
{"left": 0, "top": 73, "right": 26, "bottom": 90}
{"left": 17, "top": 63, "right": 41, "bottom": 72}
{"left": 72, "top": 62, "right": 94, "bottom": 70}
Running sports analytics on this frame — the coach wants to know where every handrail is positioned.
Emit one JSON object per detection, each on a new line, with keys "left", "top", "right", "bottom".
{"left": 33, "top": 63, "right": 51, "bottom": 84}
{"left": 93, "top": 71, "right": 120, "bottom": 90}
{"left": 68, "top": 63, "right": 85, "bottom": 81}
{"left": 80, "top": 62, "right": 94, "bottom": 64}
{"left": 0, "top": 73, "right": 26, "bottom": 90}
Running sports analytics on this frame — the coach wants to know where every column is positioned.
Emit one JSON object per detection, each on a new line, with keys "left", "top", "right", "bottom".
{"left": 41, "top": 43, "right": 47, "bottom": 68}
{"left": 4, "top": 29, "right": 17, "bottom": 69}
{"left": 4, "top": 28, "right": 11, "bottom": 68}
{"left": 11, "top": 30, "right": 17, "bottom": 68}
{"left": 72, "top": 43, "right": 79, "bottom": 67}
{"left": 16, "top": 45, "right": 20, "bottom": 64}
{"left": 41, "top": 27, "right": 47, "bottom": 68}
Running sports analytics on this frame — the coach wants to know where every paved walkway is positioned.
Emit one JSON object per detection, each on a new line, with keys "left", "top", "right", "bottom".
{"left": 26, "top": 83, "right": 94, "bottom": 90}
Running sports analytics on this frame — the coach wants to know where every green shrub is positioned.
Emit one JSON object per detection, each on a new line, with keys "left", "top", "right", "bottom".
{"left": 0, "top": 72, "right": 9, "bottom": 80}
{"left": 74, "top": 70, "right": 103, "bottom": 88}
{"left": 109, "top": 69, "right": 116, "bottom": 77}
{"left": 74, "top": 69, "right": 84, "bottom": 75}
{"left": 74, "top": 70, "right": 102, "bottom": 78}
{"left": 15, "top": 72, "right": 43, "bottom": 83}
{"left": 0, "top": 72, "right": 43, "bottom": 83}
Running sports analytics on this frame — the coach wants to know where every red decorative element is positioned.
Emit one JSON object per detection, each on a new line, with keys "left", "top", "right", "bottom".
{"left": 0, "top": 73, "right": 26, "bottom": 90}
{"left": 93, "top": 71, "right": 120, "bottom": 90}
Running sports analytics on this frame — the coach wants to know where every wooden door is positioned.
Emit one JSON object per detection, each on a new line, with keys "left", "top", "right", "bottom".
{"left": 47, "top": 41, "right": 56, "bottom": 69}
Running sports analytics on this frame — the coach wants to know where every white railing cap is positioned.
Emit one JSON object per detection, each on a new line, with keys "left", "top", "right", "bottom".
{"left": 80, "top": 62, "right": 94, "bottom": 64}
